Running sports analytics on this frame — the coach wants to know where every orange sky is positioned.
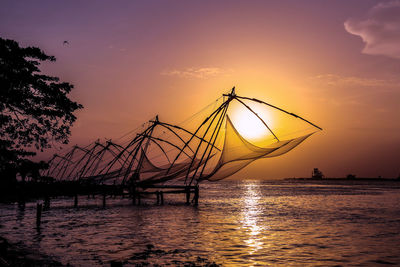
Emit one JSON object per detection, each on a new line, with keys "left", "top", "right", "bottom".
{"left": 1, "top": 0, "right": 399, "bottom": 178}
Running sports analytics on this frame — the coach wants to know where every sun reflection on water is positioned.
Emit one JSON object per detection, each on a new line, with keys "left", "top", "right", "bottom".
{"left": 241, "top": 182, "right": 266, "bottom": 255}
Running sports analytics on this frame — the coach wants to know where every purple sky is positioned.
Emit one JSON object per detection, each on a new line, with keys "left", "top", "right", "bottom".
{"left": 1, "top": 0, "right": 399, "bottom": 178}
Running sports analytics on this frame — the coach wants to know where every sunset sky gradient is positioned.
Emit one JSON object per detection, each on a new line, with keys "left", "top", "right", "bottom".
{"left": 1, "top": 0, "right": 399, "bottom": 179}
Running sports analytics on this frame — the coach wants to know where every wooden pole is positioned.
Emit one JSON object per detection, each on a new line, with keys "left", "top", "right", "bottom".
{"left": 184, "top": 103, "right": 227, "bottom": 184}
{"left": 74, "top": 194, "right": 78, "bottom": 208}
{"left": 235, "top": 95, "right": 323, "bottom": 131}
{"left": 195, "top": 104, "right": 229, "bottom": 184}
{"left": 156, "top": 191, "right": 160, "bottom": 205}
{"left": 165, "top": 101, "right": 228, "bottom": 177}
{"left": 235, "top": 98, "right": 279, "bottom": 141}
{"left": 160, "top": 191, "right": 164, "bottom": 205}
{"left": 102, "top": 194, "right": 106, "bottom": 208}
{"left": 185, "top": 187, "right": 190, "bottom": 205}
{"left": 132, "top": 192, "right": 136, "bottom": 205}
{"left": 36, "top": 203, "right": 42, "bottom": 229}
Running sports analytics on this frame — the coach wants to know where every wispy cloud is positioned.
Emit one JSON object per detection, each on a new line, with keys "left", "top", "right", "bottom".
{"left": 344, "top": 0, "right": 400, "bottom": 59}
{"left": 309, "top": 74, "right": 400, "bottom": 107}
{"left": 310, "top": 74, "right": 397, "bottom": 87}
{"left": 161, "top": 67, "right": 233, "bottom": 79}
{"left": 108, "top": 45, "right": 127, "bottom": 52}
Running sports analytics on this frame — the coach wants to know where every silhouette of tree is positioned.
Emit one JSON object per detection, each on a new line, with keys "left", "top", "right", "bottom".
{"left": 0, "top": 37, "right": 83, "bottom": 182}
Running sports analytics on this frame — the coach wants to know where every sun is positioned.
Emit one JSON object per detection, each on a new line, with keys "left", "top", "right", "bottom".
{"left": 230, "top": 104, "right": 273, "bottom": 141}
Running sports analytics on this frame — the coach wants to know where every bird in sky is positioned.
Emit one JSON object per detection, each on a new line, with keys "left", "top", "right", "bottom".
{"left": 63, "top": 40, "right": 69, "bottom": 45}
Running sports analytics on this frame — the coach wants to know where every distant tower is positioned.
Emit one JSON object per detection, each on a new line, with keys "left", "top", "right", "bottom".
{"left": 312, "top": 168, "right": 324, "bottom": 179}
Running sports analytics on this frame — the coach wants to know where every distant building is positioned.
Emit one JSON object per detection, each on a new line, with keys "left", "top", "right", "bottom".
{"left": 312, "top": 168, "right": 324, "bottom": 179}
{"left": 346, "top": 174, "right": 356, "bottom": 179}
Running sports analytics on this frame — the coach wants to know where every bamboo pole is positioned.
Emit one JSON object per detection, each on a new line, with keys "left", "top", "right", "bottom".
{"left": 184, "top": 102, "right": 228, "bottom": 184}
{"left": 166, "top": 101, "right": 228, "bottom": 176}
{"left": 235, "top": 95, "right": 323, "bottom": 130}
{"left": 186, "top": 187, "right": 190, "bottom": 204}
{"left": 235, "top": 97, "right": 279, "bottom": 141}
{"left": 36, "top": 203, "right": 42, "bottom": 229}
{"left": 193, "top": 104, "right": 229, "bottom": 185}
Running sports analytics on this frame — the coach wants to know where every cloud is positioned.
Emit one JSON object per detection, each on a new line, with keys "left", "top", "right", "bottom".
{"left": 108, "top": 45, "right": 127, "bottom": 52}
{"left": 310, "top": 74, "right": 397, "bottom": 87}
{"left": 309, "top": 74, "right": 400, "bottom": 107}
{"left": 161, "top": 67, "right": 233, "bottom": 79}
{"left": 344, "top": 0, "right": 400, "bottom": 59}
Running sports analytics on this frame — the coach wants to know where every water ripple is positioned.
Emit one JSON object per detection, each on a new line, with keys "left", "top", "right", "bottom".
{"left": 0, "top": 180, "right": 399, "bottom": 266}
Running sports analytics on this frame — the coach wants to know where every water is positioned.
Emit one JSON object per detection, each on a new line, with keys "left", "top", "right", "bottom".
{"left": 1, "top": 180, "right": 400, "bottom": 266}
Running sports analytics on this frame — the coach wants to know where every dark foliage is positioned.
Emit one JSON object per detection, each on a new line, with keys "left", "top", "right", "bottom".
{"left": 0, "top": 37, "right": 83, "bottom": 181}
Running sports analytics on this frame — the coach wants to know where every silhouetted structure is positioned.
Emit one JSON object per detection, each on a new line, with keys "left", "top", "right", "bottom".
{"left": 346, "top": 174, "right": 356, "bottom": 179}
{"left": 40, "top": 88, "right": 322, "bottom": 204}
{"left": 312, "top": 168, "right": 324, "bottom": 179}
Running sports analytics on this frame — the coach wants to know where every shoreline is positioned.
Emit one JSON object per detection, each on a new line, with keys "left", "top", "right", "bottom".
{"left": 284, "top": 177, "right": 400, "bottom": 181}
{"left": 0, "top": 236, "right": 65, "bottom": 266}
{"left": 0, "top": 235, "right": 221, "bottom": 266}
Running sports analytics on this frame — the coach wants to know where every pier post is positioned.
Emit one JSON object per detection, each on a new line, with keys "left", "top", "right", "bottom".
{"left": 36, "top": 203, "right": 42, "bottom": 229}
{"left": 131, "top": 183, "right": 136, "bottom": 205}
{"left": 74, "top": 194, "right": 78, "bottom": 208}
{"left": 160, "top": 191, "right": 164, "bottom": 205}
{"left": 185, "top": 187, "right": 190, "bottom": 205}
{"left": 194, "top": 185, "right": 199, "bottom": 206}
{"left": 156, "top": 191, "right": 160, "bottom": 205}
{"left": 132, "top": 192, "right": 136, "bottom": 205}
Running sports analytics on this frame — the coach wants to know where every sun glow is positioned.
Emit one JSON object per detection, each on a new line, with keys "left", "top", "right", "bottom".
{"left": 230, "top": 104, "right": 274, "bottom": 141}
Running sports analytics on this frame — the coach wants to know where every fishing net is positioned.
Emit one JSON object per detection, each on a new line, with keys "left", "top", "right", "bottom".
{"left": 44, "top": 90, "right": 320, "bottom": 185}
{"left": 203, "top": 116, "right": 313, "bottom": 181}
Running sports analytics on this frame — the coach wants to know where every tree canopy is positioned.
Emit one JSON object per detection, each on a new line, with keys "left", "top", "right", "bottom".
{"left": 0, "top": 37, "right": 83, "bottom": 179}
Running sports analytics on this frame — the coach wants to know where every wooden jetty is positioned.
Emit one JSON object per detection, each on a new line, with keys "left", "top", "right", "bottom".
{"left": 11, "top": 181, "right": 200, "bottom": 231}
{"left": 14, "top": 182, "right": 200, "bottom": 208}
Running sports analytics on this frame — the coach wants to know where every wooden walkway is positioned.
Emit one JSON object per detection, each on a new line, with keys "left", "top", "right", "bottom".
{"left": 22, "top": 183, "right": 200, "bottom": 230}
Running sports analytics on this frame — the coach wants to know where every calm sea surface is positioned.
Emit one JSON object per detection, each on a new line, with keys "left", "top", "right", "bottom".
{"left": 1, "top": 180, "right": 400, "bottom": 266}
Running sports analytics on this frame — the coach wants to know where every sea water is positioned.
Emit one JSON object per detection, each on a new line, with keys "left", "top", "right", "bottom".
{"left": 0, "top": 180, "right": 399, "bottom": 266}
